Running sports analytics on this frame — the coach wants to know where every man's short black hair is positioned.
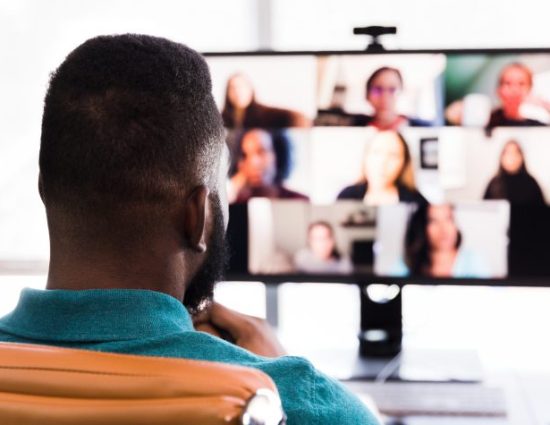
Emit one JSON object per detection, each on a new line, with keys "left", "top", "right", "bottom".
{"left": 39, "top": 34, "right": 224, "bottom": 214}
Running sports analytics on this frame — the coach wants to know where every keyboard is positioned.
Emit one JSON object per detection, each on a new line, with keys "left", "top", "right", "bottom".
{"left": 349, "top": 382, "right": 508, "bottom": 417}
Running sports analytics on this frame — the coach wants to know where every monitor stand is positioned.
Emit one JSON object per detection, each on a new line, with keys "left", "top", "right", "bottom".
{"left": 358, "top": 283, "right": 403, "bottom": 358}
{"left": 283, "top": 283, "right": 484, "bottom": 383}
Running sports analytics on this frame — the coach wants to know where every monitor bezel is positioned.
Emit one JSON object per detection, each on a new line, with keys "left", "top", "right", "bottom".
{"left": 203, "top": 47, "right": 550, "bottom": 57}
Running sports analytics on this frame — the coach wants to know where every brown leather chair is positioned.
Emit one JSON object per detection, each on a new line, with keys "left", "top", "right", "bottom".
{"left": 0, "top": 342, "right": 286, "bottom": 425}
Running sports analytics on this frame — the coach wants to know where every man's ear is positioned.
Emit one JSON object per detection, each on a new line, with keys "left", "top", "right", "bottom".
{"left": 38, "top": 173, "right": 45, "bottom": 204}
{"left": 183, "top": 186, "right": 209, "bottom": 253}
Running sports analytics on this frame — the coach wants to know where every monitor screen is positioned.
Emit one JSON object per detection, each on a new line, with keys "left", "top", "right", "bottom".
{"left": 205, "top": 50, "right": 550, "bottom": 285}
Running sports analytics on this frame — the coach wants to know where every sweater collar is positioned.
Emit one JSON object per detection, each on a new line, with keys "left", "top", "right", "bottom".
{"left": 0, "top": 288, "right": 194, "bottom": 342}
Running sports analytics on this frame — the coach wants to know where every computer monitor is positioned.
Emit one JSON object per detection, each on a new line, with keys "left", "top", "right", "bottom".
{"left": 204, "top": 49, "right": 550, "bottom": 288}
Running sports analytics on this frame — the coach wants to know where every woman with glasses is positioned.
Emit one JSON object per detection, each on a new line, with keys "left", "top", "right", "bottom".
{"left": 352, "top": 67, "right": 433, "bottom": 130}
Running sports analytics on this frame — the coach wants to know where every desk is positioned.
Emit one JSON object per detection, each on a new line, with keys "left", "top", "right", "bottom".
{"left": 271, "top": 284, "right": 550, "bottom": 425}
{"left": 291, "top": 346, "right": 550, "bottom": 425}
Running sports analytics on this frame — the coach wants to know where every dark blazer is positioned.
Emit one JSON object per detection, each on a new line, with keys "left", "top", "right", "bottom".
{"left": 487, "top": 109, "right": 546, "bottom": 128}
{"left": 234, "top": 185, "right": 309, "bottom": 204}
{"left": 337, "top": 182, "right": 427, "bottom": 204}
{"left": 350, "top": 114, "right": 433, "bottom": 128}
{"left": 483, "top": 174, "right": 546, "bottom": 205}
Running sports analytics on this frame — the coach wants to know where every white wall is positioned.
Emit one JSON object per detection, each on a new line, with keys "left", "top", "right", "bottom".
{"left": 271, "top": 0, "right": 550, "bottom": 50}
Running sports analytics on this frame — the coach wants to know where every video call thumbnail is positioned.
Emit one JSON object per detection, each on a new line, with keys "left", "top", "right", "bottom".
{"left": 247, "top": 199, "right": 375, "bottom": 275}
{"left": 375, "top": 202, "right": 509, "bottom": 279}
{"left": 314, "top": 54, "right": 446, "bottom": 128}
{"left": 208, "top": 55, "right": 317, "bottom": 129}
{"left": 440, "top": 127, "right": 550, "bottom": 205}
{"left": 445, "top": 54, "right": 550, "bottom": 128}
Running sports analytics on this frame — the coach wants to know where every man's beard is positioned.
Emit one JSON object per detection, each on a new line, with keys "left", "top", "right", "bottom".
{"left": 183, "top": 192, "right": 229, "bottom": 315}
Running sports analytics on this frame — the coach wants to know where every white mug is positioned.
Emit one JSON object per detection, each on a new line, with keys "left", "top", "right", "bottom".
{"left": 462, "top": 93, "right": 492, "bottom": 127}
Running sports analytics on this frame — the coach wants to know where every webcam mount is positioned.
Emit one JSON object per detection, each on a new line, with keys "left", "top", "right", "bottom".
{"left": 353, "top": 26, "right": 397, "bottom": 52}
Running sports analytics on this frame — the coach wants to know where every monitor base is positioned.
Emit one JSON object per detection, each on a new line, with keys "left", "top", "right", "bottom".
{"left": 359, "top": 283, "right": 403, "bottom": 357}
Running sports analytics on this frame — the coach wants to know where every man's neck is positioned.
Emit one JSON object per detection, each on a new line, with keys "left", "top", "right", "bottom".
{"left": 46, "top": 245, "right": 187, "bottom": 302}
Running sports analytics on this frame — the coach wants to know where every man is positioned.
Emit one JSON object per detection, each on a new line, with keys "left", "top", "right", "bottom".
{"left": 0, "top": 35, "right": 378, "bottom": 424}
{"left": 228, "top": 128, "right": 308, "bottom": 203}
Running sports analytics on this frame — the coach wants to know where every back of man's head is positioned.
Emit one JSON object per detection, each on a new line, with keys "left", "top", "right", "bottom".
{"left": 39, "top": 34, "right": 224, "bottom": 225}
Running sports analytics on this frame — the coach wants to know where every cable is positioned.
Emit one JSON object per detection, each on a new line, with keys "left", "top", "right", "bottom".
{"left": 374, "top": 351, "right": 403, "bottom": 384}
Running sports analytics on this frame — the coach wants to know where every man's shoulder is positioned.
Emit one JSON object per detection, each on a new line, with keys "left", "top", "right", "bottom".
{"left": 157, "top": 333, "right": 378, "bottom": 424}
{"left": 260, "top": 355, "right": 379, "bottom": 424}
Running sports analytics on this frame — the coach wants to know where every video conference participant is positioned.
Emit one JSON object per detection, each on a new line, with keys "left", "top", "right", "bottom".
{"left": 351, "top": 67, "right": 433, "bottom": 130}
{"left": 0, "top": 35, "right": 378, "bottom": 425}
{"left": 222, "top": 73, "right": 311, "bottom": 128}
{"left": 228, "top": 128, "right": 309, "bottom": 203}
{"left": 294, "top": 221, "right": 353, "bottom": 274}
{"left": 337, "top": 131, "right": 427, "bottom": 205}
{"left": 400, "top": 204, "right": 489, "bottom": 278}
{"left": 446, "top": 62, "right": 548, "bottom": 128}
{"left": 484, "top": 140, "right": 545, "bottom": 205}
{"left": 488, "top": 63, "right": 546, "bottom": 128}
